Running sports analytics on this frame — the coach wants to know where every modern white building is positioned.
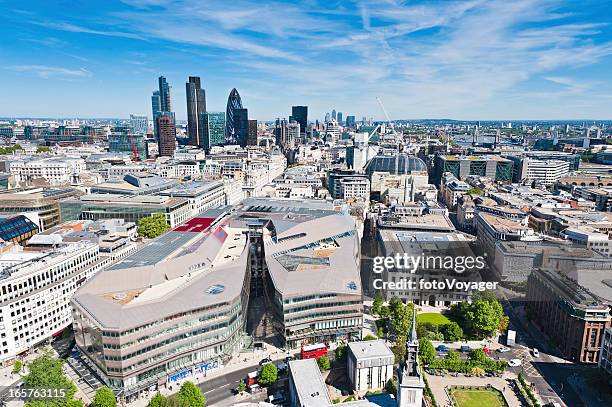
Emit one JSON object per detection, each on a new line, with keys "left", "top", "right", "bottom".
{"left": 347, "top": 340, "right": 394, "bottom": 392}
{"left": 340, "top": 177, "right": 371, "bottom": 201}
{"left": 158, "top": 180, "right": 225, "bottom": 217}
{"left": 522, "top": 159, "right": 570, "bottom": 186}
{"left": 0, "top": 239, "right": 109, "bottom": 366}
{"left": 9, "top": 158, "right": 86, "bottom": 186}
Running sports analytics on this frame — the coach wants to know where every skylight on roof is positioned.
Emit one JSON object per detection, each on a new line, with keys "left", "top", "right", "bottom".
{"left": 206, "top": 284, "right": 225, "bottom": 295}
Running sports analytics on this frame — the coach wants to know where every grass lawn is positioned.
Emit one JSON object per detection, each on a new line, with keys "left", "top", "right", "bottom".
{"left": 451, "top": 389, "right": 506, "bottom": 407}
{"left": 417, "top": 312, "right": 451, "bottom": 326}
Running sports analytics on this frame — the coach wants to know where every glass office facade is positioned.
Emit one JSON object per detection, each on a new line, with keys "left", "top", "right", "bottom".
{"left": 200, "top": 112, "right": 226, "bottom": 151}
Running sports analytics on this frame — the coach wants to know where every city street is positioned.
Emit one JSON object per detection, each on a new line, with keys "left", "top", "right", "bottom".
{"left": 500, "top": 293, "right": 584, "bottom": 406}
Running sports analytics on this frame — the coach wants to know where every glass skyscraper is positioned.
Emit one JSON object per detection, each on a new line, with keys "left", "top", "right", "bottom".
{"left": 186, "top": 76, "right": 206, "bottom": 147}
{"left": 291, "top": 106, "right": 308, "bottom": 135}
{"left": 201, "top": 112, "right": 225, "bottom": 151}
{"left": 158, "top": 76, "right": 172, "bottom": 112}
{"left": 225, "top": 88, "right": 243, "bottom": 144}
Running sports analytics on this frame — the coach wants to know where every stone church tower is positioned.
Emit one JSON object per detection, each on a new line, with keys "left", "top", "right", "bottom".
{"left": 397, "top": 312, "right": 425, "bottom": 407}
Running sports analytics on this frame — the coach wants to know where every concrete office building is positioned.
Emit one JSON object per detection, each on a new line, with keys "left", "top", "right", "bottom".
{"left": 158, "top": 180, "right": 225, "bottom": 216}
{"left": 0, "top": 188, "right": 82, "bottom": 231}
{"left": 9, "top": 158, "right": 85, "bottom": 186}
{"left": 347, "top": 340, "right": 394, "bottom": 392}
{"left": 526, "top": 268, "right": 611, "bottom": 363}
{"left": 598, "top": 327, "right": 612, "bottom": 375}
{"left": 433, "top": 155, "right": 513, "bottom": 185}
{"left": 60, "top": 194, "right": 192, "bottom": 228}
{"left": 0, "top": 238, "right": 110, "bottom": 366}
{"left": 71, "top": 199, "right": 363, "bottom": 398}
{"left": 156, "top": 113, "right": 176, "bottom": 157}
{"left": 247, "top": 119, "right": 257, "bottom": 146}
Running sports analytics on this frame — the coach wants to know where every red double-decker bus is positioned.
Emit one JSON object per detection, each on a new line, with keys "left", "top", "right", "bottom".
{"left": 300, "top": 343, "right": 328, "bottom": 359}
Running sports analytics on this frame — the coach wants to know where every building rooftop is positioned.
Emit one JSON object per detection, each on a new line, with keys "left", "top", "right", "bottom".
{"left": 348, "top": 339, "right": 394, "bottom": 360}
{"left": 365, "top": 154, "right": 427, "bottom": 175}
{"left": 478, "top": 212, "right": 530, "bottom": 235}
{"left": 288, "top": 359, "right": 332, "bottom": 406}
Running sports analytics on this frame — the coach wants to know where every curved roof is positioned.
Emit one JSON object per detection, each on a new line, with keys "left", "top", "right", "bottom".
{"left": 364, "top": 154, "right": 427, "bottom": 175}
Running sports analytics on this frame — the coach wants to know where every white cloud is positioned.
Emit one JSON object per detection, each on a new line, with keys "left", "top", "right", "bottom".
{"left": 8, "top": 65, "right": 92, "bottom": 79}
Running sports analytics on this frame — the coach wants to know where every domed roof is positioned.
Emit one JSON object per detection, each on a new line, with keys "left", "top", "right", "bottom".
{"left": 364, "top": 154, "right": 427, "bottom": 175}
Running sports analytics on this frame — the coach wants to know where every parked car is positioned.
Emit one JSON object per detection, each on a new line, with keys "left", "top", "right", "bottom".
{"left": 460, "top": 345, "right": 472, "bottom": 353}
{"left": 508, "top": 359, "right": 522, "bottom": 367}
{"left": 285, "top": 354, "right": 295, "bottom": 362}
{"left": 497, "top": 346, "right": 511, "bottom": 353}
{"left": 532, "top": 348, "right": 540, "bottom": 358}
{"left": 268, "top": 393, "right": 286, "bottom": 405}
{"left": 436, "top": 345, "right": 449, "bottom": 352}
{"left": 259, "top": 357, "right": 273, "bottom": 366}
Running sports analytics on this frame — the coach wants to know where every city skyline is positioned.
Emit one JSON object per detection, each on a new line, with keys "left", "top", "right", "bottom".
{"left": 2, "top": 0, "right": 612, "bottom": 120}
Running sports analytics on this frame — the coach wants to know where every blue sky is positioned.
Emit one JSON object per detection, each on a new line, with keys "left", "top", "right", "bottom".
{"left": 1, "top": 0, "right": 612, "bottom": 120}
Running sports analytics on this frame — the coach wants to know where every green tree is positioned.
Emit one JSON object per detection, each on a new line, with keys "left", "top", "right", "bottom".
{"left": 442, "top": 321, "right": 464, "bottom": 341}
{"left": 470, "top": 367, "right": 485, "bottom": 377}
{"left": 258, "top": 363, "right": 278, "bottom": 386}
{"left": 445, "top": 350, "right": 461, "bottom": 362}
{"left": 317, "top": 356, "right": 331, "bottom": 371}
{"left": 334, "top": 344, "right": 347, "bottom": 362}
{"left": 419, "top": 338, "right": 436, "bottom": 365}
{"left": 467, "top": 300, "right": 502, "bottom": 338}
{"left": 498, "top": 315, "right": 510, "bottom": 333}
{"left": 36, "top": 146, "right": 51, "bottom": 153}
{"left": 467, "top": 187, "right": 483, "bottom": 196}
{"left": 389, "top": 299, "right": 413, "bottom": 337}
{"left": 137, "top": 214, "right": 170, "bottom": 239}
{"left": 236, "top": 380, "right": 247, "bottom": 395}
{"left": 148, "top": 393, "right": 167, "bottom": 407}
{"left": 392, "top": 335, "right": 407, "bottom": 362}
{"left": 178, "top": 381, "right": 205, "bottom": 407}
{"left": 93, "top": 386, "right": 117, "bottom": 407}
{"left": 22, "top": 350, "right": 80, "bottom": 406}
{"left": 385, "top": 378, "right": 397, "bottom": 395}
{"left": 363, "top": 334, "right": 378, "bottom": 341}
{"left": 12, "top": 360, "right": 22, "bottom": 374}
{"left": 469, "top": 349, "right": 487, "bottom": 364}
{"left": 372, "top": 294, "right": 384, "bottom": 318}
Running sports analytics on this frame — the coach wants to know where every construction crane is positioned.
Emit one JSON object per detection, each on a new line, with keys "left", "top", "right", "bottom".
{"left": 129, "top": 133, "right": 139, "bottom": 161}
{"left": 376, "top": 97, "right": 394, "bottom": 130}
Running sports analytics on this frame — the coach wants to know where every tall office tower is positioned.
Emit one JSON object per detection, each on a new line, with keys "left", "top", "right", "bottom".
{"left": 151, "top": 91, "right": 161, "bottom": 138}
{"left": 291, "top": 106, "right": 308, "bottom": 135}
{"left": 130, "top": 114, "right": 148, "bottom": 134}
{"left": 332, "top": 109, "right": 337, "bottom": 121}
{"left": 337, "top": 112, "right": 343, "bottom": 125}
{"left": 287, "top": 121, "right": 300, "bottom": 148}
{"left": 346, "top": 115, "right": 356, "bottom": 128}
{"left": 325, "top": 112, "right": 331, "bottom": 123}
{"left": 274, "top": 118, "right": 288, "bottom": 146}
{"left": 158, "top": 76, "right": 172, "bottom": 112}
{"left": 247, "top": 119, "right": 258, "bottom": 146}
{"left": 186, "top": 76, "right": 206, "bottom": 146}
{"left": 225, "top": 88, "right": 243, "bottom": 144}
{"left": 151, "top": 91, "right": 161, "bottom": 118}
{"left": 156, "top": 113, "right": 176, "bottom": 157}
{"left": 234, "top": 108, "right": 249, "bottom": 147}
{"left": 200, "top": 112, "right": 226, "bottom": 151}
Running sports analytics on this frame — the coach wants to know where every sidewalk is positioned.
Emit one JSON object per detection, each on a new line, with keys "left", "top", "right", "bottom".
{"left": 126, "top": 344, "right": 290, "bottom": 407}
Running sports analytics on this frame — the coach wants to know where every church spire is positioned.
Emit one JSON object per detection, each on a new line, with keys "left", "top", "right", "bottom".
{"left": 409, "top": 310, "right": 417, "bottom": 343}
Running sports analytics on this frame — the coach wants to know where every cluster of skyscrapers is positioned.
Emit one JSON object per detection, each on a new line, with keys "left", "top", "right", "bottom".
{"left": 152, "top": 76, "right": 257, "bottom": 154}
